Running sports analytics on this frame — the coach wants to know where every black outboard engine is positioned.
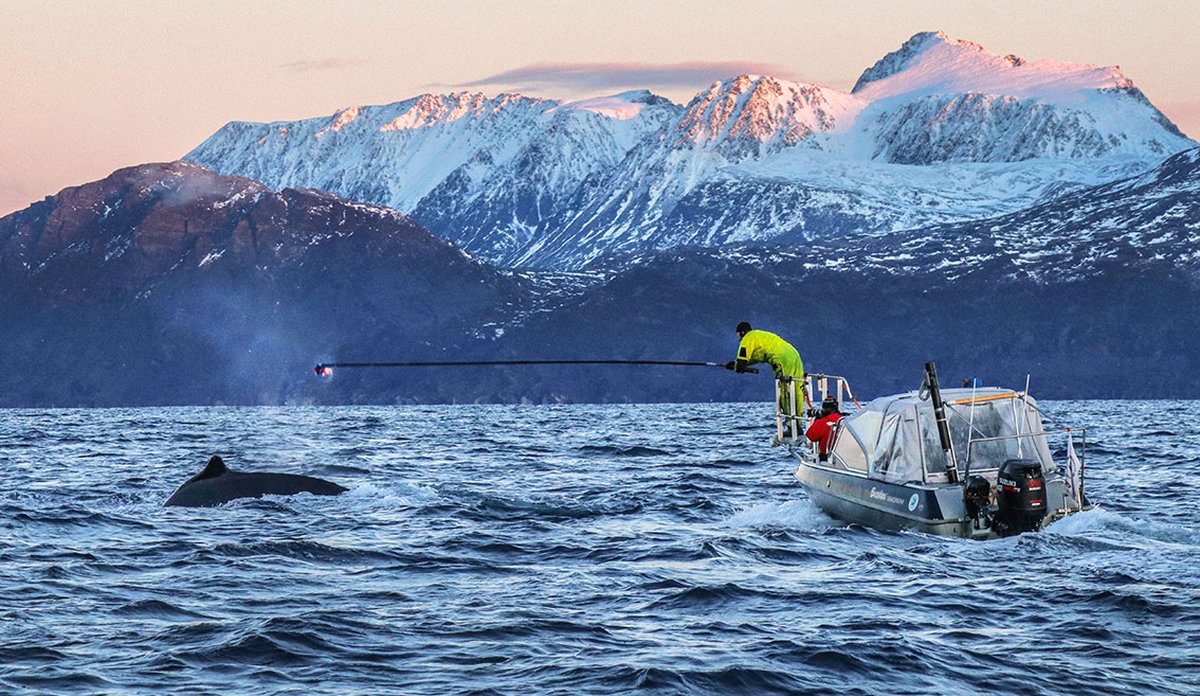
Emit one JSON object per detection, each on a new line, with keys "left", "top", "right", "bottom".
{"left": 996, "top": 459, "right": 1047, "bottom": 536}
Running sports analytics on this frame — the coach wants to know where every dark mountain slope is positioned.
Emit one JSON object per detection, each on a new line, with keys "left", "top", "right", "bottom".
{"left": 0, "top": 163, "right": 524, "bottom": 405}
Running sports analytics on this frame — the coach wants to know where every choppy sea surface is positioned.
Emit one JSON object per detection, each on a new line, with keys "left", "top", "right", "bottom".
{"left": 2, "top": 401, "right": 1198, "bottom": 695}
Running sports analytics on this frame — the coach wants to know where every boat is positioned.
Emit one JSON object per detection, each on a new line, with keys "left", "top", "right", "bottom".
{"left": 776, "top": 362, "right": 1091, "bottom": 539}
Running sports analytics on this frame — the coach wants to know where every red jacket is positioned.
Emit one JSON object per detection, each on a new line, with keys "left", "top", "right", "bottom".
{"left": 806, "top": 413, "right": 844, "bottom": 455}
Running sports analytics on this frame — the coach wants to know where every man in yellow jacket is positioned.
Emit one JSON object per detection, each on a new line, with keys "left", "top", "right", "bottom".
{"left": 727, "top": 322, "right": 803, "bottom": 379}
{"left": 727, "top": 322, "right": 805, "bottom": 434}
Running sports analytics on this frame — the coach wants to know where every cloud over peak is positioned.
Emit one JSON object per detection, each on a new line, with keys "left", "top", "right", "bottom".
{"left": 446, "top": 60, "right": 799, "bottom": 94}
{"left": 280, "top": 58, "right": 367, "bottom": 74}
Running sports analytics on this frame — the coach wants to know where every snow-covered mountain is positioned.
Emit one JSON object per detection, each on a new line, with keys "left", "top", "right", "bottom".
{"left": 187, "top": 90, "right": 680, "bottom": 265}
{"left": 604, "top": 145, "right": 1200, "bottom": 285}
{"left": 184, "top": 91, "right": 676, "bottom": 213}
{"left": 486, "top": 146, "right": 1200, "bottom": 400}
{"left": 185, "top": 31, "right": 1193, "bottom": 269}
{"left": 853, "top": 31, "right": 1186, "bottom": 163}
{"left": 816, "top": 145, "right": 1200, "bottom": 283}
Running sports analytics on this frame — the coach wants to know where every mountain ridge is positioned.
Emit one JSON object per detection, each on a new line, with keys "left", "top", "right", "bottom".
{"left": 0, "top": 161, "right": 503, "bottom": 307}
{"left": 852, "top": 30, "right": 1131, "bottom": 99}
{"left": 0, "top": 162, "right": 529, "bottom": 405}
{"left": 185, "top": 30, "right": 1194, "bottom": 270}
{"left": 3, "top": 145, "right": 1199, "bottom": 404}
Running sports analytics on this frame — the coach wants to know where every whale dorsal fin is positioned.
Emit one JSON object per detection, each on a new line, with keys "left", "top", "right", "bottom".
{"left": 196, "top": 455, "right": 229, "bottom": 480}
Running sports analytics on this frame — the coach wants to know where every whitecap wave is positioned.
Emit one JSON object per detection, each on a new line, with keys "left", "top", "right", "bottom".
{"left": 341, "top": 481, "right": 440, "bottom": 507}
{"left": 725, "top": 499, "right": 837, "bottom": 531}
{"left": 1046, "top": 506, "right": 1199, "bottom": 546}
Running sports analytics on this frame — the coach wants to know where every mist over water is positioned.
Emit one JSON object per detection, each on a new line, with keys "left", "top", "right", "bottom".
{"left": 2, "top": 401, "right": 1198, "bottom": 694}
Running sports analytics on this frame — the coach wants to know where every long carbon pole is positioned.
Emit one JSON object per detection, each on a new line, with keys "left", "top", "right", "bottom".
{"left": 314, "top": 360, "right": 757, "bottom": 374}
{"left": 924, "top": 361, "right": 960, "bottom": 483}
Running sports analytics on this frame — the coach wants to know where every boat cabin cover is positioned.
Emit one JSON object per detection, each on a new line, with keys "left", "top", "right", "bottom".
{"left": 830, "top": 388, "right": 1055, "bottom": 484}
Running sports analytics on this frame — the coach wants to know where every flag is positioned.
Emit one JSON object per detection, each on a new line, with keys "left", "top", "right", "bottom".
{"left": 1066, "top": 429, "right": 1084, "bottom": 510}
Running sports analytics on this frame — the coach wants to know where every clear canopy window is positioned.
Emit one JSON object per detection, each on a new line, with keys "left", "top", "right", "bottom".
{"left": 832, "top": 388, "right": 1053, "bottom": 484}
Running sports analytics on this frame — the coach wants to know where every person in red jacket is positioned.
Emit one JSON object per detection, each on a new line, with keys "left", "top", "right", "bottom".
{"left": 806, "top": 397, "right": 844, "bottom": 462}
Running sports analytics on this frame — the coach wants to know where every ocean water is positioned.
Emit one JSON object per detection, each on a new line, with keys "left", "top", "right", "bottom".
{"left": 2, "top": 401, "right": 1198, "bottom": 695}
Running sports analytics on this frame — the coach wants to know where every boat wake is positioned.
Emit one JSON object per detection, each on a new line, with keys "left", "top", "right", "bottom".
{"left": 725, "top": 499, "right": 837, "bottom": 531}
{"left": 1046, "top": 506, "right": 1200, "bottom": 547}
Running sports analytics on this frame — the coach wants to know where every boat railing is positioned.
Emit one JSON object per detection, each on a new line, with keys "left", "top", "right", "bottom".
{"left": 964, "top": 427, "right": 1088, "bottom": 509}
{"left": 964, "top": 427, "right": 1087, "bottom": 466}
{"left": 774, "top": 377, "right": 802, "bottom": 442}
{"left": 775, "top": 373, "right": 862, "bottom": 446}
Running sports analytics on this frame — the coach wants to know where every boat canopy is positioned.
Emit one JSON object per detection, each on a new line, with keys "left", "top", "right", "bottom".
{"left": 832, "top": 388, "right": 1055, "bottom": 484}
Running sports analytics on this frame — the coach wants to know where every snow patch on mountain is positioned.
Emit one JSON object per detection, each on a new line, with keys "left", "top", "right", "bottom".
{"left": 705, "top": 146, "right": 1200, "bottom": 285}
{"left": 560, "top": 90, "right": 671, "bottom": 120}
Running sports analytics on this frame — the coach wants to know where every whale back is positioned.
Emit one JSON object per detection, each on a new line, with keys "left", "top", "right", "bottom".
{"left": 189, "top": 455, "right": 229, "bottom": 482}
{"left": 165, "top": 456, "right": 347, "bottom": 507}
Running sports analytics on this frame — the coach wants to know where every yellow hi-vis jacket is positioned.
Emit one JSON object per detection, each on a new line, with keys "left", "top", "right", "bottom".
{"left": 736, "top": 330, "right": 803, "bottom": 379}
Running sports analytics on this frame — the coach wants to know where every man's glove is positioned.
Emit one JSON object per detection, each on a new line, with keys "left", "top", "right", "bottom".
{"left": 735, "top": 360, "right": 747, "bottom": 374}
{"left": 724, "top": 360, "right": 736, "bottom": 371}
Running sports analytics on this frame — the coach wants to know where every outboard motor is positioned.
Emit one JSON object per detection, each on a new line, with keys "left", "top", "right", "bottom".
{"left": 996, "top": 459, "right": 1047, "bottom": 536}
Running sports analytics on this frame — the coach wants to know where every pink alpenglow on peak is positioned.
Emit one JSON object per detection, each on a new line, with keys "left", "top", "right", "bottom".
{"left": 853, "top": 30, "right": 1133, "bottom": 103}
{"left": 378, "top": 92, "right": 538, "bottom": 132}
{"left": 676, "top": 75, "right": 865, "bottom": 147}
{"left": 315, "top": 106, "right": 362, "bottom": 139}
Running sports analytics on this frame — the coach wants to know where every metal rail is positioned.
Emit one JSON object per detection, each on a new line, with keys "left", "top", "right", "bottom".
{"left": 964, "top": 426, "right": 1089, "bottom": 506}
{"left": 967, "top": 427, "right": 1086, "bottom": 445}
{"left": 776, "top": 373, "right": 861, "bottom": 455}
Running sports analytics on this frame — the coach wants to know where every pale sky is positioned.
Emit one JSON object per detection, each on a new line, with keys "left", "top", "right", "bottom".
{"left": 2, "top": 0, "right": 1197, "bottom": 216}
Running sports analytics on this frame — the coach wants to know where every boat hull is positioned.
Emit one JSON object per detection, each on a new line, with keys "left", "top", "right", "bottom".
{"left": 795, "top": 459, "right": 974, "bottom": 537}
{"left": 793, "top": 453, "right": 1084, "bottom": 539}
